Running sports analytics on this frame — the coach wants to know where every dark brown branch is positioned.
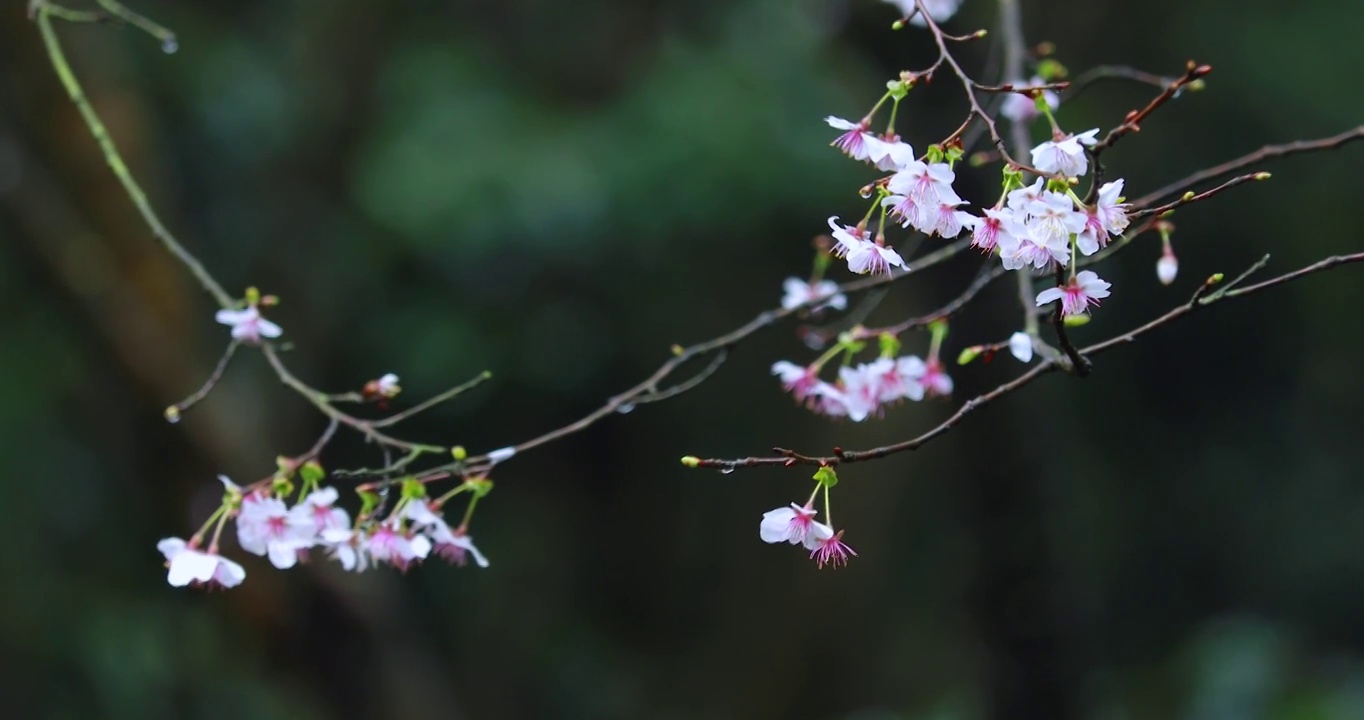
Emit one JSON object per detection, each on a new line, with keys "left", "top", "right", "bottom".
{"left": 1131, "top": 172, "right": 1267, "bottom": 219}
{"left": 1090, "top": 60, "right": 1212, "bottom": 154}
{"left": 1065, "top": 64, "right": 1182, "bottom": 100}
{"left": 1132, "top": 126, "right": 1364, "bottom": 210}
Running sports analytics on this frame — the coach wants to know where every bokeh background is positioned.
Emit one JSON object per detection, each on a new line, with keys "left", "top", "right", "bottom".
{"left": 3, "top": 0, "right": 1363, "bottom": 718}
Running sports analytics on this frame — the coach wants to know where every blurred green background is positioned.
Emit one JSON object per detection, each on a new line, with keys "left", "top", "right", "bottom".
{"left": 3, "top": 0, "right": 1363, "bottom": 718}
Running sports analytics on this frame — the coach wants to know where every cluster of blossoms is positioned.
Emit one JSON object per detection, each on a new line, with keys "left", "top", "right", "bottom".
{"left": 158, "top": 471, "right": 491, "bottom": 590}
{"left": 771, "top": 322, "right": 953, "bottom": 421}
{"left": 759, "top": 467, "right": 857, "bottom": 569}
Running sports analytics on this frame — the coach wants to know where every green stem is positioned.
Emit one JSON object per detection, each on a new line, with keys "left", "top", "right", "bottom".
{"left": 35, "top": 7, "right": 231, "bottom": 308}
{"left": 94, "top": 0, "right": 177, "bottom": 46}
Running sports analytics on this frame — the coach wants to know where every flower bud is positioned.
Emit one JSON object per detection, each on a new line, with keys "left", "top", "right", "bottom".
{"left": 680, "top": 455, "right": 700, "bottom": 468}
{"left": 956, "top": 345, "right": 983, "bottom": 365}
{"left": 1157, "top": 253, "right": 1179, "bottom": 286}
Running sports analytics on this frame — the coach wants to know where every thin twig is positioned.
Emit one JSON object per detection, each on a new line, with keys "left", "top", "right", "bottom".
{"left": 688, "top": 251, "right": 1364, "bottom": 470}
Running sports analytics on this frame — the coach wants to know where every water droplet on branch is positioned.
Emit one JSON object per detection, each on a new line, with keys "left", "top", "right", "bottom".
{"left": 161, "top": 38, "right": 179, "bottom": 55}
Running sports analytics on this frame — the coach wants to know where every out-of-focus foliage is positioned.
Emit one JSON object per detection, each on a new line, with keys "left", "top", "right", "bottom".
{"left": 2, "top": 0, "right": 1363, "bottom": 718}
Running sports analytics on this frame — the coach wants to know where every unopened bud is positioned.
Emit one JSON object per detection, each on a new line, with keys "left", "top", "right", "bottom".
{"left": 1157, "top": 253, "right": 1179, "bottom": 286}
{"left": 452, "top": 445, "right": 467, "bottom": 461}
{"left": 957, "top": 345, "right": 983, "bottom": 365}
{"left": 245, "top": 286, "right": 261, "bottom": 306}
{"left": 680, "top": 455, "right": 700, "bottom": 468}
{"left": 1063, "top": 314, "right": 1091, "bottom": 328}
{"left": 164, "top": 405, "right": 181, "bottom": 424}
{"left": 1253, "top": 171, "right": 1272, "bottom": 181}
{"left": 891, "top": 19, "right": 905, "bottom": 30}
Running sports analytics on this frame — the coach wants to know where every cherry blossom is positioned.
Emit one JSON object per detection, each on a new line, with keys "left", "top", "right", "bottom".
{"left": 760, "top": 503, "right": 829, "bottom": 548}
{"left": 808, "top": 382, "right": 852, "bottom": 418}
{"left": 1024, "top": 191, "right": 1088, "bottom": 250}
{"left": 1009, "top": 332, "right": 1034, "bottom": 363}
{"left": 921, "top": 199, "right": 976, "bottom": 239}
{"left": 772, "top": 360, "right": 820, "bottom": 402}
{"left": 1001, "top": 76, "right": 1060, "bottom": 123}
{"left": 377, "top": 373, "right": 401, "bottom": 397}
{"left": 872, "top": 140, "right": 917, "bottom": 172}
{"left": 1076, "top": 179, "right": 1131, "bottom": 255}
{"left": 781, "top": 278, "right": 848, "bottom": 312}
{"left": 882, "top": 0, "right": 963, "bottom": 26}
{"left": 871, "top": 355, "right": 927, "bottom": 403}
{"left": 321, "top": 528, "right": 368, "bottom": 572}
{"left": 808, "top": 528, "right": 858, "bottom": 569}
{"left": 825, "top": 117, "right": 882, "bottom": 162}
{"left": 1030, "top": 129, "right": 1100, "bottom": 177}
{"left": 998, "top": 227, "right": 1069, "bottom": 271}
{"left": 1036, "top": 270, "right": 1112, "bottom": 317}
{"left": 885, "top": 161, "right": 962, "bottom": 233}
{"left": 827, "top": 217, "right": 905, "bottom": 276}
{"left": 290, "top": 487, "right": 351, "bottom": 534}
{"left": 964, "top": 207, "right": 1026, "bottom": 254}
{"left": 365, "top": 521, "right": 432, "bottom": 571}
{"left": 236, "top": 494, "right": 318, "bottom": 569}
{"left": 215, "top": 305, "right": 282, "bottom": 344}
{"left": 157, "top": 537, "right": 246, "bottom": 589}
{"left": 838, "top": 364, "right": 882, "bottom": 422}
{"left": 920, "top": 358, "right": 954, "bottom": 397}
{"left": 403, "top": 499, "right": 490, "bottom": 568}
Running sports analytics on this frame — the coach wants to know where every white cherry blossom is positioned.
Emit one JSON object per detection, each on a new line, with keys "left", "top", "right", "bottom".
{"left": 781, "top": 278, "right": 847, "bottom": 312}
{"left": 215, "top": 305, "right": 282, "bottom": 344}
{"left": 1030, "top": 129, "right": 1100, "bottom": 177}
{"left": 157, "top": 537, "right": 246, "bottom": 589}
{"left": 760, "top": 503, "right": 829, "bottom": 549}
{"left": 1008, "top": 332, "right": 1034, "bottom": 363}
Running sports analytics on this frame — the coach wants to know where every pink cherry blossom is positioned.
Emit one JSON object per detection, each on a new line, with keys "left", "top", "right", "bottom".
{"left": 807, "top": 381, "right": 852, "bottom": 418}
{"left": 321, "top": 528, "right": 368, "bottom": 572}
{"left": 1036, "top": 270, "right": 1112, "bottom": 317}
{"left": 365, "top": 521, "right": 432, "bottom": 572}
{"left": 402, "top": 499, "right": 490, "bottom": 568}
{"left": 885, "top": 161, "right": 962, "bottom": 233}
{"left": 1030, "top": 129, "right": 1100, "bottom": 177}
{"left": 920, "top": 358, "right": 954, "bottom": 397}
{"left": 781, "top": 278, "right": 847, "bottom": 312}
{"left": 1076, "top": 179, "right": 1132, "bottom": 255}
{"left": 838, "top": 364, "right": 882, "bottom": 422}
{"left": 772, "top": 361, "right": 820, "bottom": 402}
{"left": 964, "top": 207, "right": 1026, "bottom": 254}
{"left": 1025, "top": 191, "right": 1088, "bottom": 250}
{"left": 808, "top": 527, "right": 857, "bottom": 569}
{"left": 760, "top": 503, "right": 829, "bottom": 548}
{"left": 827, "top": 217, "right": 905, "bottom": 276}
{"left": 157, "top": 537, "right": 246, "bottom": 589}
{"left": 214, "top": 305, "right": 282, "bottom": 344}
{"left": 290, "top": 487, "right": 351, "bottom": 534}
{"left": 825, "top": 117, "right": 882, "bottom": 162}
{"left": 869, "top": 355, "right": 927, "bottom": 403}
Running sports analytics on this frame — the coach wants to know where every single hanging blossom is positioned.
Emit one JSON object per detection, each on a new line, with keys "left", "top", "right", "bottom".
{"left": 1001, "top": 77, "right": 1060, "bottom": 123}
{"left": 882, "top": 0, "right": 963, "bottom": 27}
{"left": 920, "top": 358, "right": 954, "bottom": 397}
{"left": 1076, "top": 179, "right": 1132, "bottom": 255}
{"left": 215, "top": 305, "right": 282, "bottom": 344}
{"left": 1030, "top": 129, "right": 1100, "bottom": 178}
{"left": 157, "top": 537, "right": 246, "bottom": 589}
{"left": 827, "top": 217, "right": 905, "bottom": 276}
{"left": 760, "top": 503, "right": 830, "bottom": 548}
{"left": 825, "top": 117, "right": 883, "bottom": 162}
{"left": 1008, "top": 332, "right": 1034, "bottom": 363}
{"left": 1157, "top": 250, "right": 1179, "bottom": 285}
{"left": 781, "top": 278, "right": 848, "bottom": 312}
{"left": 1036, "top": 270, "right": 1112, "bottom": 317}
{"left": 808, "top": 527, "right": 857, "bottom": 569}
